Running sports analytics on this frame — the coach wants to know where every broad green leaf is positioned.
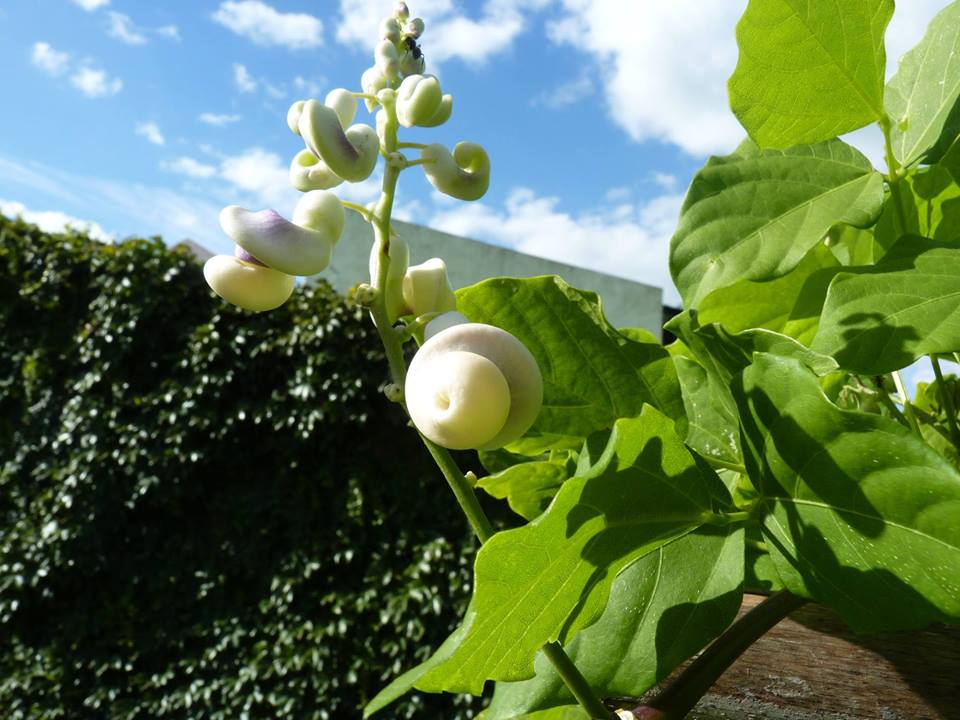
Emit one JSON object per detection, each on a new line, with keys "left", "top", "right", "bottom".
{"left": 875, "top": 164, "right": 960, "bottom": 251}
{"left": 670, "top": 139, "right": 884, "bottom": 306}
{"left": 478, "top": 460, "right": 571, "bottom": 522}
{"left": 697, "top": 243, "right": 840, "bottom": 346}
{"left": 674, "top": 356, "right": 741, "bottom": 467}
{"left": 735, "top": 353, "right": 960, "bottom": 631}
{"left": 885, "top": 1, "right": 960, "bottom": 166}
{"left": 813, "top": 237, "right": 960, "bottom": 374}
{"left": 485, "top": 527, "right": 744, "bottom": 719}
{"left": 364, "top": 602, "right": 477, "bottom": 717}
{"left": 457, "top": 276, "right": 682, "bottom": 444}
{"left": 825, "top": 223, "right": 880, "bottom": 266}
{"left": 729, "top": 0, "right": 892, "bottom": 148}
{"left": 418, "top": 407, "right": 721, "bottom": 694}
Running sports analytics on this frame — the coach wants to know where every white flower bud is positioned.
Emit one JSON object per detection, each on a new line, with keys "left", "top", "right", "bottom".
{"left": 203, "top": 255, "right": 295, "bottom": 312}
{"left": 420, "top": 142, "right": 490, "bottom": 201}
{"left": 395, "top": 74, "right": 443, "bottom": 128}
{"left": 380, "top": 16, "right": 401, "bottom": 43}
{"left": 403, "top": 18, "right": 424, "bottom": 38}
{"left": 361, "top": 66, "right": 388, "bottom": 111}
{"left": 395, "top": 2, "right": 409, "bottom": 19}
{"left": 369, "top": 234, "right": 410, "bottom": 323}
{"left": 375, "top": 39, "right": 400, "bottom": 79}
{"left": 324, "top": 88, "right": 357, "bottom": 129}
{"left": 418, "top": 94, "right": 451, "bottom": 126}
{"left": 424, "top": 311, "right": 469, "bottom": 341}
{"left": 402, "top": 258, "right": 457, "bottom": 317}
{"left": 219, "top": 190, "right": 344, "bottom": 276}
{"left": 298, "top": 100, "right": 379, "bottom": 183}
{"left": 287, "top": 100, "right": 306, "bottom": 135}
{"left": 405, "top": 323, "right": 543, "bottom": 450}
{"left": 290, "top": 149, "right": 344, "bottom": 191}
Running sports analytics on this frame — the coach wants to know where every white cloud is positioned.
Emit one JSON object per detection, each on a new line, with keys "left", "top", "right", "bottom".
{"left": 429, "top": 185, "right": 684, "bottom": 304}
{"left": 0, "top": 197, "right": 114, "bottom": 242}
{"left": 293, "top": 76, "right": 324, "bottom": 98}
{"left": 70, "top": 66, "right": 122, "bottom": 98}
{"left": 135, "top": 122, "right": 165, "bottom": 146}
{"left": 530, "top": 70, "right": 593, "bottom": 109}
{"left": 0, "top": 154, "right": 225, "bottom": 251}
{"left": 107, "top": 11, "right": 147, "bottom": 45}
{"left": 31, "top": 42, "right": 70, "bottom": 76}
{"left": 336, "top": 0, "right": 548, "bottom": 64}
{"left": 264, "top": 81, "right": 287, "bottom": 99}
{"left": 157, "top": 25, "right": 181, "bottom": 41}
{"left": 198, "top": 112, "right": 242, "bottom": 127}
{"left": 549, "top": 0, "right": 954, "bottom": 158}
{"left": 164, "top": 156, "right": 218, "bottom": 179}
{"left": 71, "top": 0, "right": 110, "bottom": 11}
{"left": 213, "top": 0, "right": 323, "bottom": 49}
{"left": 219, "top": 147, "right": 296, "bottom": 208}
{"left": 233, "top": 63, "right": 257, "bottom": 93}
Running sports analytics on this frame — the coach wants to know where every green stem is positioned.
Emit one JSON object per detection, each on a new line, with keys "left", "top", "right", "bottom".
{"left": 631, "top": 591, "right": 807, "bottom": 719}
{"left": 868, "top": 375, "right": 909, "bottom": 426}
{"left": 880, "top": 115, "right": 909, "bottom": 237}
{"left": 341, "top": 200, "right": 374, "bottom": 221}
{"left": 930, "top": 355, "right": 960, "bottom": 448}
{"left": 892, "top": 370, "right": 922, "bottom": 438}
{"left": 543, "top": 642, "right": 616, "bottom": 719}
{"left": 706, "top": 457, "right": 747, "bottom": 475}
{"left": 397, "top": 141, "right": 427, "bottom": 150}
{"left": 366, "top": 92, "right": 610, "bottom": 719}
{"left": 402, "top": 157, "right": 435, "bottom": 168}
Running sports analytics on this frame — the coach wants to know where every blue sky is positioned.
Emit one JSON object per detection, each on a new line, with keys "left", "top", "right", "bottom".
{"left": 0, "top": 0, "right": 952, "bottom": 310}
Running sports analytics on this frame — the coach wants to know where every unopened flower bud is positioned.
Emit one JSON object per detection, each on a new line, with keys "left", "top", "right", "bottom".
{"left": 421, "top": 142, "right": 490, "bottom": 201}
{"left": 396, "top": 74, "right": 442, "bottom": 127}
{"left": 380, "top": 16, "right": 401, "bottom": 43}
{"left": 298, "top": 100, "right": 379, "bottom": 182}
{"left": 402, "top": 258, "right": 457, "bottom": 317}
{"left": 204, "top": 256, "right": 295, "bottom": 312}
{"left": 361, "top": 66, "right": 388, "bottom": 111}
{"left": 395, "top": 2, "right": 409, "bottom": 19}
{"left": 290, "top": 149, "right": 344, "bottom": 191}
{"left": 324, "top": 88, "right": 357, "bottom": 129}
{"left": 403, "top": 18, "right": 424, "bottom": 38}
{"left": 287, "top": 100, "right": 306, "bottom": 135}
{"left": 375, "top": 39, "right": 400, "bottom": 78}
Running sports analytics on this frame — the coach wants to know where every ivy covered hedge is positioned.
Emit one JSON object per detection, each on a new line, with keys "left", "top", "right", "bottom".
{"left": 0, "top": 215, "right": 483, "bottom": 719}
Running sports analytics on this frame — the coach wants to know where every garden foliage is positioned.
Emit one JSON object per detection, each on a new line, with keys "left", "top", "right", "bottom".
{"left": 0, "top": 215, "right": 485, "bottom": 719}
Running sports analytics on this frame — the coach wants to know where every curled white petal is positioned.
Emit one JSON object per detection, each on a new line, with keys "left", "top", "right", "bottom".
{"left": 324, "top": 88, "right": 357, "bottom": 129}
{"left": 405, "top": 323, "right": 543, "bottom": 450}
{"left": 407, "top": 350, "right": 511, "bottom": 450}
{"left": 219, "top": 190, "right": 343, "bottom": 276}
{"left": 402, "top": 257, "right": 457, "bottom": 317}
{"left": 203, "top": 255, "right": 295, "bottom": 312}
{"left": 369, "top": 233, "right": 410, "bottom": 323}
{"left": 418, "top": 94, "right": 451, "bottom": 127}
{"left": 298, "top": 100, "right": 379, "bottom": 182}
{"left": 424, "top": 311, "right": 469, "bottom": 341}
{"left": 396, "top": 74, "right": 443, "bottom": 128}
{"left": 290, "top": 149, "right": 344, "bottom": 191}
{"left": 421, "top": 142, "right": 490, "bottom": 201}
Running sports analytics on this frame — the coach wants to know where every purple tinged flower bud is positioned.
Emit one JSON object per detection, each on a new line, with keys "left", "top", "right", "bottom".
{"left": 219, "top": 190, "right": 344, "bottom": 277}
{"left": 297, "top": 100, "right": 379, "bottom": 183}
{"left": 234, "top": 244, "right": 265, "bottom": 266}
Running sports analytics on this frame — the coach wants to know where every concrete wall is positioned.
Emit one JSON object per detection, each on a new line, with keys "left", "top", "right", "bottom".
{"left": 323, "top": 213, "right": 664, "bottom": 337}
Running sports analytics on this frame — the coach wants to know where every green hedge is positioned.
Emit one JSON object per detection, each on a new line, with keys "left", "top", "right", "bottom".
{"left": 0, "top": 215, "right": 485, "bottom": 719}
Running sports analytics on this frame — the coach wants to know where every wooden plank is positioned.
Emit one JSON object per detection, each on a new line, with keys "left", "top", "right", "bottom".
{"left": 650, "top": 594, "right": 960, "bottom": 720}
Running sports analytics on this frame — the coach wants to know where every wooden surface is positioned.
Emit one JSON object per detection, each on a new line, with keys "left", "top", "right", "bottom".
{"left": 652, "top": 594, "right": 960, "bottom": 720}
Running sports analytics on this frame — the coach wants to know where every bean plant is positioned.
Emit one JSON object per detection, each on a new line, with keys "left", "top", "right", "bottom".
{"left": 202, "top": 1, "right": 960, "bottom": 717}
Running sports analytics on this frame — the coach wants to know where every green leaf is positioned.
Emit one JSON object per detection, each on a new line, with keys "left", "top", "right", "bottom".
{"left": 674, "top": 356, "right": 741, "bottom": 467}
{"left": 729, "top": 0, "right": 892, "bottom": 148}
{"left": 670, "top": 139, "right": 885, "bottom": 306}
{"left": 885, "top": 1, "right": 960, "bottom": 167}
{"left": 697, "top": 243, "right": 841, "bottom": 346}
{"left": 485, "top": 527, "right": 744, "bottom": 719}
{"left": 813, "top": 237, "right": 960, "bottom": 374}
{"left": 364, "top": 602, "right": 477, "bottom": 717}
{"left": 735, "top": 353, "right": 960, "bottom": 631}
{"left": 457, "top": 276, "right": 683, "bottom": 442}
{"left": 418, "top": 406, "right": 722, "bottom": 694}
{"left": 478, "top": 460, "right": 571, "bottom": 522}
{"left": 875, "top": 164, "right": 960, "bottom": 251}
